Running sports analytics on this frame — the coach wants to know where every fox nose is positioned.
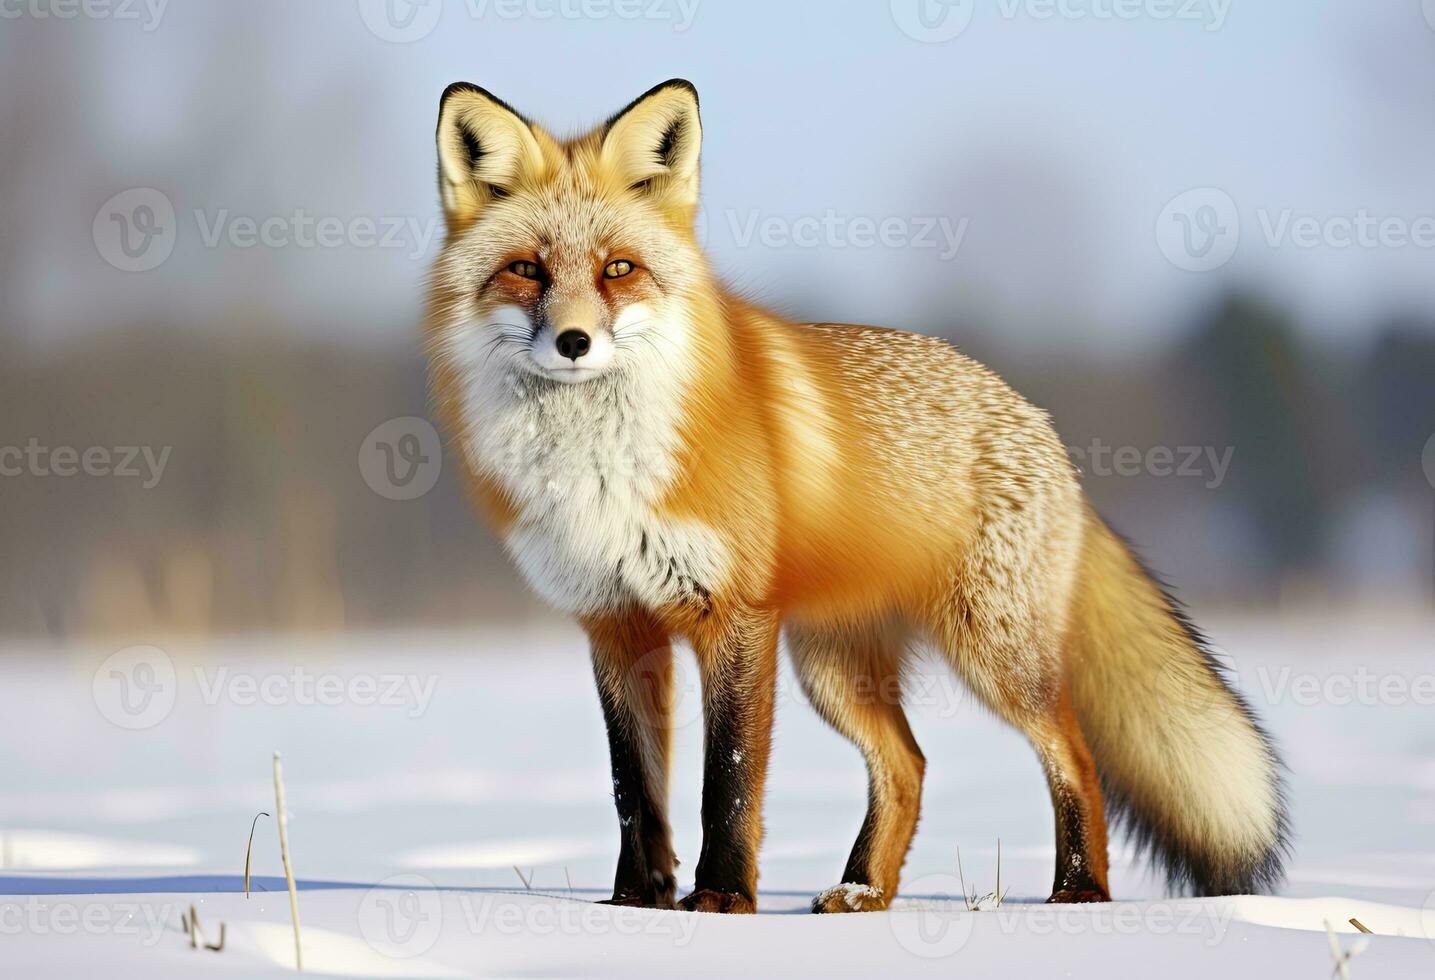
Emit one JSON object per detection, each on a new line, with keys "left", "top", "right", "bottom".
{"left": 555, "top": 329, "right": 591, "bottom": 362}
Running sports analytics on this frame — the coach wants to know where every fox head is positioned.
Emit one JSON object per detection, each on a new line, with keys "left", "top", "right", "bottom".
{"left": 427, "top": 79, "right": 707, "bottom": 387}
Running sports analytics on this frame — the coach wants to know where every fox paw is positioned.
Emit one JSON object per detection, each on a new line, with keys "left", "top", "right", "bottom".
{"left": 600, "top": 871, "right": 677, "bottom": 909}
{"left": 811, "top": 883, "right": 888, "bottom": 913}
{"left": 677, "top": 888, "right": 755, "bottom": 914}
{"left": 1046, "top": 887, "right": 1110, "bottom": 904}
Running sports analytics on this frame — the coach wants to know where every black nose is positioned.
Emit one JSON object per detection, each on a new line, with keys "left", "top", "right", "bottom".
{"left": 555, "top": 329, "right": 591, "bottom": 362}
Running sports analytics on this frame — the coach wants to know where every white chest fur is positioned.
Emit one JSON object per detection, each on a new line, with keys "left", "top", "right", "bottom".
{"left": 455, "top": 313, "right": 729, "bottom": 618}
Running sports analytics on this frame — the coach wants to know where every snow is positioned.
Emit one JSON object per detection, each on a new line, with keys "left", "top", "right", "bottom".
{"left": 1, "top": 614, "right": 1433, "bottom": 976}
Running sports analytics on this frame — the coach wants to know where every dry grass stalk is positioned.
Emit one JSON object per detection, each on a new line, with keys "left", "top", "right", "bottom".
{"left": 273, "top": 752, "right": 303, "bottom": 971}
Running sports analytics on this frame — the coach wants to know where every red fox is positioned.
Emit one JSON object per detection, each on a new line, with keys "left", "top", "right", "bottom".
{"left": 424, "top": 79, "right": 1289, "bottom": 914}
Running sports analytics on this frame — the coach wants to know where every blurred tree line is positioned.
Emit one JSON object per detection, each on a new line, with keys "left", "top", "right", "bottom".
{"left": 1, "top": 289, "right": 1432, "bottom": 639}
{"left": 1003, "top": 293, "right": 1435, "bottom": 607}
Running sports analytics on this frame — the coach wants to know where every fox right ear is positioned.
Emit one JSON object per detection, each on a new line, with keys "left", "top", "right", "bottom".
{"left": 600, "top": 79, "right": 702, "bottom": 212}
{"left": 435, "top": 83, "right": 544, "bottom": 234}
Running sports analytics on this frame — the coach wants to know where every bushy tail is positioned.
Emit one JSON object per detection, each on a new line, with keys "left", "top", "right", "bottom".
{"left": 1066, "top": 510, "right": 1290, "bottom": 896}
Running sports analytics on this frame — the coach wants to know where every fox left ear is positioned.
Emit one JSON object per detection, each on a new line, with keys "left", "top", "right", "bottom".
{"left": 600, "top": 79, "right": 702, "bottom": 210}
{"left": 435, "top": 82, "right": 544, "bottom": 234}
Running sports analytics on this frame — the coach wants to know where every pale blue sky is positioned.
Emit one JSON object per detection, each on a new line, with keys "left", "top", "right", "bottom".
{"left": 6, "top": 0, "right": 1434, "bottom": 351}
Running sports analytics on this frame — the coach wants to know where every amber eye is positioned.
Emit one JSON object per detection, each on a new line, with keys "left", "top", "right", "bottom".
{"left": 603, "top": 259, "right": 634, "bottom": 279}
{"left": 507, "top": 260, "right": 542, "bottom": 280}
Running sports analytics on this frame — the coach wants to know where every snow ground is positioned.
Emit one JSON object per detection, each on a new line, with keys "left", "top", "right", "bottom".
{"left": 1, "top": 614, "right": 1433, "bottom": 976}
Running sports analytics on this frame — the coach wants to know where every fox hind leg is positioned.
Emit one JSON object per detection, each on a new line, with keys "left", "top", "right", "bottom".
{"left": 1031, "top": 686, "right": 1111, "bottom": 902}
{"left": 789, "top": 619, "right": 925, "bottom": 913}
{"left": 929, "top": 602, "right": 1111, "bottom": 903}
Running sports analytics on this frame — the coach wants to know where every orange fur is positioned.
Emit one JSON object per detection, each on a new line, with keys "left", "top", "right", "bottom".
{"left": 423, "top": 79, "right": 1289, "bottom": 913}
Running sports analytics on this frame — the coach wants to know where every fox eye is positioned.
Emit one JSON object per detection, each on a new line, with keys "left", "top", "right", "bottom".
{"left": 507, "top": 260, "right": 542, "bottom": 280}
{"left": 603, "top": 259, "right": 634, "bottom": 279}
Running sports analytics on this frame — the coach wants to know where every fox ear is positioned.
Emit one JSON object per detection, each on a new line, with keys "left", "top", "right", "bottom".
{"left": 600, "top": 79, "right": 702, "bottom": 210}
{"left": 436, "top": 83, "right": 544, "bottom": 234}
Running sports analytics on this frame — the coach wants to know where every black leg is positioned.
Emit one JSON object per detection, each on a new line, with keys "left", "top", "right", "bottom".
{"left": 679, "top": 610, "right": 779, "bottom": 913}
{"left": 587, "top": 613, "right": 677, "bottom": 908}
